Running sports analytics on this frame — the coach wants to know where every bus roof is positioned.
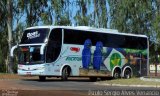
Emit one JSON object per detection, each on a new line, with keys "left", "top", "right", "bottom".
{"left": 26, "top": 26, "right": 148, "bottom": 38}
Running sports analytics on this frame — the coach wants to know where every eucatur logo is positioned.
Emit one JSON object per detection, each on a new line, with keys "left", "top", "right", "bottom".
{"left": 70, "top": 47, "right": 80, "bottom": 53}
{"left": 27, "top": 31, "right": 40, "bottom": 39}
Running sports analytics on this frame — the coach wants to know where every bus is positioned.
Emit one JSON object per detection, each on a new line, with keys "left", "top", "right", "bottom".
{"left": 10, "top": 26, "right": 149, "bottom": 81}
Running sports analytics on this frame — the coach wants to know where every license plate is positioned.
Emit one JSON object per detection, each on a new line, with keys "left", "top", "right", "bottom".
{"left": 26, "top": 72, "right": 31, "bottom": 76}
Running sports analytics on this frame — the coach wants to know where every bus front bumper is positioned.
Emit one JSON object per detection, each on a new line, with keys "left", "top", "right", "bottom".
{"left": 18, "top": 69, "right": 46, "bottom": 76}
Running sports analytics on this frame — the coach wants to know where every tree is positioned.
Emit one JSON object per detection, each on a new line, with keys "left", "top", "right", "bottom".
{"left": 18, "top": 0, "right": 49, "bottom": 27}
{"left": 7, "top": 0, "right": 14, "bottom": 73}
{"left": 51, "top": 0, "right": 71, "bottom": 25}
{"left": 150, "top": 0, "right": 160, "bottom": 68}
{"left": 74, "top": 0, "right": 90, "bottom": 26}
{"left": 109, "top": 0, "right": 160, "bottom": 66}
{"left": 93, "top": 0, "right": 108, "bottom": 28}
{"left": 109, "top": 0, "right": 152, "bottom": 34}
{"left": 0, "top": 0, "right": 14, "bottom": 73}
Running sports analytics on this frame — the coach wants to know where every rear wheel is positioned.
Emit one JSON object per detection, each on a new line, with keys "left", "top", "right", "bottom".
{"left": 113, "top": 69, "right": 121, "bottom": 79}
{"left": 124, "top": 69, "right": 131, "bottom": 79}
{"left": 61, "top": 66, "right": 70, "bottom": 81}
{"left": 39, "top": 76, "right": 46, "bottom": 81}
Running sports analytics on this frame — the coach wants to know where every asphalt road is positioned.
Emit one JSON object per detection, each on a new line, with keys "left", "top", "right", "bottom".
{"left": 1, "top": 77, "right": 160, "bottom": 96}
{"left": 17, "top": 78, "right": 160, "bottom": 90}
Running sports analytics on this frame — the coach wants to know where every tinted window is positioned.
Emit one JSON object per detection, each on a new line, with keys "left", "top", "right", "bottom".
{"left": 46, "top": 28, "right": 62, "bottom": 63}
{"left": 18, "top": 46, "right": 43, "bottom": 65}
{"left": 64, "top": 29, "right": 103, "bottom": 45}
{"left": 106, "top": 34, "right": 125, "bottom": 48}
{"left": 20, "top": 28, "right": 49, "bottom": 44}
{"left": 64, "top": 29, "right": 147, "bottom": 50}
{"left": 125, "top": 36, "right": 147, "bottom": 50}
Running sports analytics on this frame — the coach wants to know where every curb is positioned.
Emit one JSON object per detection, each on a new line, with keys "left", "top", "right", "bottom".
{"left": 94, "top": 79, "right": 160, "bottom": 88}
{"left": 140, "top": 77, "right": 160, "bottom": 82}
{"left": 94, "top": 82, "right": 160, "bottom": 88}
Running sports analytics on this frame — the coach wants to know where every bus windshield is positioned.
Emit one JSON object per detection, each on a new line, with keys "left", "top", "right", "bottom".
{"left": 20, "top": 28, "right": 49, "bottom": 44}
{"left": 18, "top": 46, "right": 43, "bottom": 64}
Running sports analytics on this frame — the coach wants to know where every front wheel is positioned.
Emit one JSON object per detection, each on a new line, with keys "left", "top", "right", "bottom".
{"left": 61, "top": 67, "right": 70, "bottom": 81}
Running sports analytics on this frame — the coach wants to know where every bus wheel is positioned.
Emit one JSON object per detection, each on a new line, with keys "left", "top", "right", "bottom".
{"left": 89, "top": 77, "right": 97, "bottom": 82}
{"left": 39, "top": 76, "right": 46, "bottom": 81}
{"left": 61, "top": 66, "right": 70, "bottom": 81}
{"left": 113, "top": 69, "right": 121, "bottom": 79}
{"left": 124, "top": 69, "right": 131, "bottom": 79}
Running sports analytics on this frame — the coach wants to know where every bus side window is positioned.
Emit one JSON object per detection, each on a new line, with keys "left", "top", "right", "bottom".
{"left": 46, "top": 28, "right": 62, "bottom": 63}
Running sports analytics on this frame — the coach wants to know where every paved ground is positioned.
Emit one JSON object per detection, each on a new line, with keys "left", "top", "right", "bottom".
{"left": 0, "top": 74, "right": 160, "bottom": 96}
{"left": 0, "top": 74, "right": 89, "bottom": 96}
{"left": 0, "top": 78, "right": 160, "bottom": 96}
{"left": 0, "top": 78, "right": 89, "bottom": 96}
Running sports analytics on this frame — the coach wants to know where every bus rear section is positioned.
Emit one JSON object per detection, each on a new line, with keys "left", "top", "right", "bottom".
{"left": 63, "top": 28, "right": 149, "bottom": 81}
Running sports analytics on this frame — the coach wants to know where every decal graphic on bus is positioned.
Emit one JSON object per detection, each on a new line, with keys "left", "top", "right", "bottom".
{"left": 70, "top": 47, "right": 80, "bottom": 53}
{"left": 27, "top": 31, "right": 40, "bottom": 39}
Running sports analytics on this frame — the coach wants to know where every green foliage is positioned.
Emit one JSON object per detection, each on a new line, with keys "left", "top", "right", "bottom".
{"left": 74, "top": 0, "right": 89, "bottom": 26}
{"left": 93, "top": 0, "right": 108, "bottom": 28}
{"left": 0, "top": 1, "right": 7, "bottom": 32}
{"left": 109, "top": 0, "right": 152, "bottom": 34}
{"left": 50, "top": 0, "right": 71, "bottom": 25}
{"left": 152, "top": 14, "right": 160, "bottom": 45}
{"left": 0, "top": 31, "right": 8, "bottom": 72}
{"left": 108, "top": 0, "right": 160, "bottom": 63}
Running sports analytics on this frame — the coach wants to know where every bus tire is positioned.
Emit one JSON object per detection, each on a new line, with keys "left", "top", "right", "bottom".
{"left": 61, "top": 66, "right": 70, "bottom": 81}
{"left": 124, "top": 69, "right": 131, "bottom": 79}
{"left": 39, "top": 76, "right": 46, "bottom": 81}
{"left": 113, "top": 69, "right": 121, "bottom": 79}
{"left": 89, "top": 77, "right": 97, "bottom": 82}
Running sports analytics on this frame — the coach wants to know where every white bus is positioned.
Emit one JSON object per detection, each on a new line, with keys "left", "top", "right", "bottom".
{"left": 10, "top": 26, "right": 149, "bottom": 81}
